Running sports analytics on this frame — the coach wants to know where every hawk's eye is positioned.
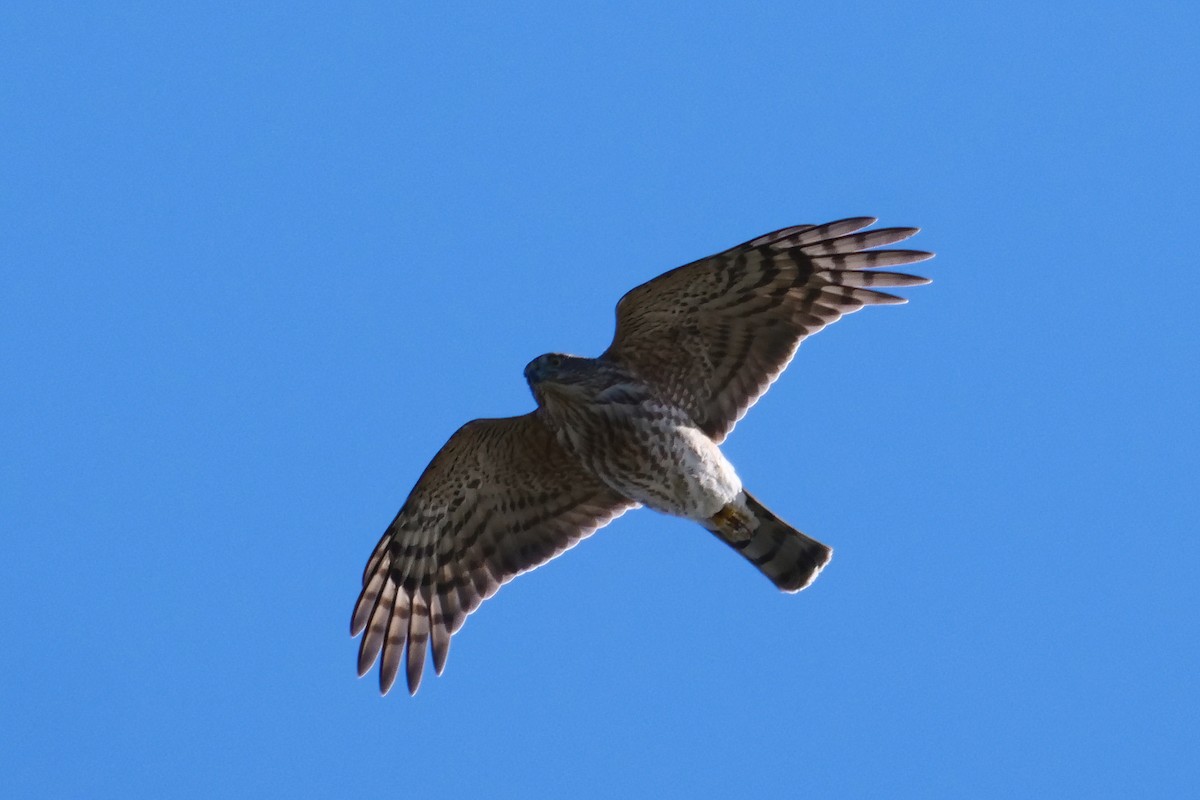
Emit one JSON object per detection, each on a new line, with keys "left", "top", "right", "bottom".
{"left": 548, "top": 355, "right": 563, "bottom": 368}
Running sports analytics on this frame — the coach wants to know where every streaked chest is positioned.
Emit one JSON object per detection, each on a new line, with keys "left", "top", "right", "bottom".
{"left": 539, "top": 388, "right": 737, "bottom": 514}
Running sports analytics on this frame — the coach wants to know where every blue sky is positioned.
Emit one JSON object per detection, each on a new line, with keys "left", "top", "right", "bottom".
{"left": 3, "top": 2, "right": 1198, "bottom": 797}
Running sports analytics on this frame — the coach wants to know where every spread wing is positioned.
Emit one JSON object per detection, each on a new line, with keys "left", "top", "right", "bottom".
{"left": 602, "top": 217, "right": 933, "bottom": 442}
{"left": 351, "top": 413, "right": 635, "bottom": 695}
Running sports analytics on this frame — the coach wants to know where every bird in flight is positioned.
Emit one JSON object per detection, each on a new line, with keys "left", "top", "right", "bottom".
{"left": 351, "top": 217, "right": 933, "bottom": 695}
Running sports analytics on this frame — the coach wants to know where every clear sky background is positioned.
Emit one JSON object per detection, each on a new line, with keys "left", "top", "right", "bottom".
{"left": 3, "top": 2, "right": 1198, "bottom": 798}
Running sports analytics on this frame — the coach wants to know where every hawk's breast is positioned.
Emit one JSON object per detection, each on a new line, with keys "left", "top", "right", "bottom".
{"left": 541, "top": 390, "right": 741, "bottom": 521}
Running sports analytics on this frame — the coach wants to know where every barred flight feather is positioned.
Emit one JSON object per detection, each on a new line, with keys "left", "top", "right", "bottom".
{"left": 797, "top": 227, "right": 920, "bottom": 254}
{"left": 604, "top": 218, "right": 933, "bottom": 442}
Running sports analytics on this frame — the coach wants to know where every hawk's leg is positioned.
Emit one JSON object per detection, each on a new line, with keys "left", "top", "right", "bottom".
{"left": 709, "top": 502, "right": 756, "bottom": 543}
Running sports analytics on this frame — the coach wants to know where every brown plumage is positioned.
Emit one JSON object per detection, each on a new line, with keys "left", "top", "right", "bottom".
{"left": 351, "top": 217, "right": 933, "bottom": 694}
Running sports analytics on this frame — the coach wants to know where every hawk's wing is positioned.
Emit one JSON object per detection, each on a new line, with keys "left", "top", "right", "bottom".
{"left": 351, "top": 413, "right": 635, "bottom": 695}
{"left": 602, "top": 218, "right": 933, "bottom": 442}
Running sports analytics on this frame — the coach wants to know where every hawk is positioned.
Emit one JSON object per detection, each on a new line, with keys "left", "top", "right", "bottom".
{"left": 351, "top": 217, "right": 933, "bottom": 695}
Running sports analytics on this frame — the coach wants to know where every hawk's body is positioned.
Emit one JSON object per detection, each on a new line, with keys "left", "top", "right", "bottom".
{"left": 529, "top": 357, "right": 740, "bottom": 521}
{"left": 351, "top": 217, "right": 933, "bottom": 695}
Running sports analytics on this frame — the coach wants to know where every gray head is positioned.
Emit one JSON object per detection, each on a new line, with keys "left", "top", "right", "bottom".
{"left": 524, "top": 351, "right": 635, "bottom": 396}
{"left": 524, "top": 353, "right": 637, "bottom": 402}
{"left": 524, "top": 352, "right": 590, "bottom": 389}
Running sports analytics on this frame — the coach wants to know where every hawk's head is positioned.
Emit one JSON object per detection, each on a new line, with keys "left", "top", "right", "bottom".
{"left": 524, "top": 353, "right": 587, "bottom": 388}
{"left": 525, "top": 353, "right": 634, "bottom": 406}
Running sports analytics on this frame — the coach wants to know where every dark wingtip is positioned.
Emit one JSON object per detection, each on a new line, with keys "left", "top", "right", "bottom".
{"left": 356, "top": 633, "right": 380, "bottom": 677}
{"left": 406, "top": 654, "right": 424, "bottom": 696}
{"left": 432, "top": 644, "right": 449, "bottom": 677}
{"left": 881, "top": 249, "right": 935, "bottom": 263}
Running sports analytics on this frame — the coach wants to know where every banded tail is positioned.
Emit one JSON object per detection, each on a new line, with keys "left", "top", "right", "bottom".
{"left": 710, "top": 490, "right": 832, "bottom": 592}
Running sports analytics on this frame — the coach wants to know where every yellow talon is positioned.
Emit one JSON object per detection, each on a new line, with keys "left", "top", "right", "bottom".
{"left": 709, "top": 503, "right": 753, "bottom": 542}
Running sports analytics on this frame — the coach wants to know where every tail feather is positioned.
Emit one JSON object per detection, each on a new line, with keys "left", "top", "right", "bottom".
{"left": 715, "top": 491, "right": 832, "bottom": 592}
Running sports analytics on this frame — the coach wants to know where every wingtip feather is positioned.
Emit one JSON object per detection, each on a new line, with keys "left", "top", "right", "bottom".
{"left": 430, "top": 593, "right": 451, "bottom": 676}
{"left": 405, "top": 590, "right": 431, "bottom": 695}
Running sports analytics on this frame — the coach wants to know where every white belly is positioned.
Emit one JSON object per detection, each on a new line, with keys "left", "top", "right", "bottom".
{"left": 658, "top": 425, "right": 743, "bottom": 519}
{"left": 596, "top": 421, "right": 742, "bottom": 521}
{"left": 540, "top": 388, "right": 743, "bottom": 522}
